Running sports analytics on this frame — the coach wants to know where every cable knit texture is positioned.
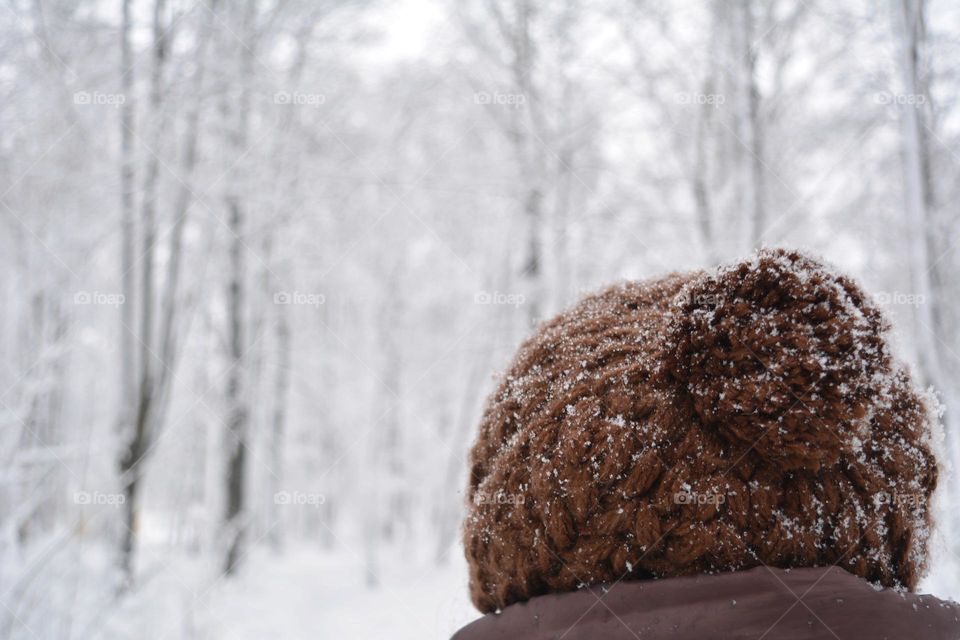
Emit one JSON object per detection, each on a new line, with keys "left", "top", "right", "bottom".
{"left": 463, "top": 249, "right": 938, "bottom": 614}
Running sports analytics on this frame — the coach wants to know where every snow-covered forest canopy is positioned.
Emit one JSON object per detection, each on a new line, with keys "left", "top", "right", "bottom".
{"left": 1, "top": 0, "right": 959, "bottom": 637}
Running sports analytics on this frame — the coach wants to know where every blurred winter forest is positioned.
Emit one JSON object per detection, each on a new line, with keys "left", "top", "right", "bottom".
{"left": 1, "top": 0, "right": 959, "bottom": 637}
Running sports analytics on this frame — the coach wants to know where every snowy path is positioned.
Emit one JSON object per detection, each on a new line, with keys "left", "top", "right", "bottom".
{"left": 201, "top": 545, "right": 476, "bottom": 639}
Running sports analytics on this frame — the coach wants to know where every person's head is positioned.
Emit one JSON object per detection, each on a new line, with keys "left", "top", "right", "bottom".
{"left": 463, "top": 249, "right": 939, "bottom": 614}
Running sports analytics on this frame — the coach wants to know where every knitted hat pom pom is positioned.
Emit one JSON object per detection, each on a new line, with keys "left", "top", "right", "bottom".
{"left": 667, "top": 251, "right": 891, "bottom": 471}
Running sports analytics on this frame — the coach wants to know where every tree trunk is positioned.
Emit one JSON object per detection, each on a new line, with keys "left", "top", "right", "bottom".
{"left": 118, "top": 0, "right": 136, "bottom": 415}
{"left": 222, "top": 0, "right": 255, "bottom": 576}
{"left": 116, "top": 0, "right": 138, "bottom": 584}
{"left": 222, "top": 189, "right": 249, "bottom": 574}
{"left": 154, "top": 0, "right": 220, "bottom": 413}
{"left": 263, "top": 17, "right": 310, "bottom": 551}
{"left": 693, "top": 74, "right": 718, "bottom": 265}
{"left": 893, "top": 0, "right": 960, "bottom": 535}
{"left": 267, "top": 311, "right": 290, "bottom": 551}
{"left": 740, "top": 0, "right": 766, "bottom": 249}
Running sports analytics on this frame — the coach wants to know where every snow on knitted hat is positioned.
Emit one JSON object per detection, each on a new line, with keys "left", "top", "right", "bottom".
{"left": 463, "top": 248, "right": 939, "bottom": 614}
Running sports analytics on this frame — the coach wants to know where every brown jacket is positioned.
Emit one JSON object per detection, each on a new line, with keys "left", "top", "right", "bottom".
{"left": 452, "top": 567, "right": 960, "bottom": 639}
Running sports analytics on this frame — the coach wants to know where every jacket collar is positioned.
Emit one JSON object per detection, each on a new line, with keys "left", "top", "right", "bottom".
{"left": 452, "top": 566, "right": 960, "bottom": 639}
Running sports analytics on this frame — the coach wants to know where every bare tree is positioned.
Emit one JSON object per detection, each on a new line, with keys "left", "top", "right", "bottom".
{"left": 459, "top": 0, "right": 550, "bottom": 325}
{"left": 892, "top": 0, "right": 960, "bottom": 535}
{"left": 115, "top": 0, "right": 140, "bottom": 583}
{"left": 221, "top": 0, "right": 258, "bottom": 576}
{"left": 738, "top": 0, "right": 767, "bottom": 248}
{"left": 116, "top": 0, "right": 218, "bottom": 583}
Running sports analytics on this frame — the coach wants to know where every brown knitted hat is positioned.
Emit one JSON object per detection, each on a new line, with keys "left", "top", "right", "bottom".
{"left": 463, "top": 248, "right": 939, "bottom": 613}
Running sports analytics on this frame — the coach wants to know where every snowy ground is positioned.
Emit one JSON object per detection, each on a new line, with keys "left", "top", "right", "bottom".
{"left": 5, "top": 528, "right": 956, "bottom": 639}
{"left": 200, "top": 545, "right": 476, "bottom": 640}
{"left": 74, "top": 540, "right": 478, "bottom": 640}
